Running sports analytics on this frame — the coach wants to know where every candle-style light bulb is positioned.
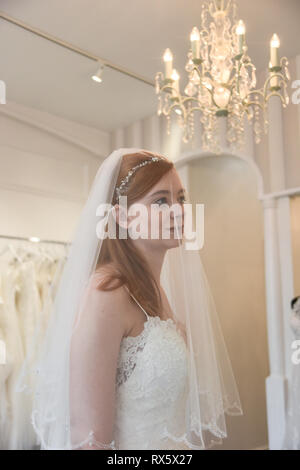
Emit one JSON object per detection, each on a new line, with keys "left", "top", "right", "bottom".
{"left": 236, "top": 20, "right": 245, "bottom": 35}
{"left": 171, "top": 69, "right": 179, "bottom": 81}
{"left": 271, "top": 33, "right": 280, "bottom": 49}
{"left": 171, "top": 69, "right": 180, "bottom": 95}
{"left": 270, "top": 34, "right": 281, "bottom": 87}
{"left": 270, "top": 33, "right": 280, "bottom": 67}
{"left": 236, "top": 20, "right": 246, "bottom": 54}
{"left": 163, "top": 48, "right": 173, "bottom": 79}
{"left": 190, "top": 27, "right": 200, "bottom": 59}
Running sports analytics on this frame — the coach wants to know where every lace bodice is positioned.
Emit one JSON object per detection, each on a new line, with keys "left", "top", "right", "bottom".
{"left": 116, "top": 315, "right": 186, "bottom": 388}
{"left": 113, "top": 290, "right": 189, "bottom": 450}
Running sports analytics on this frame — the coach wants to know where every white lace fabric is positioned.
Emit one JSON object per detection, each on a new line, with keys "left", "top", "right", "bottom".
{"left": 114, "top": 315, "right": 190, "bottom": 450}
{"left": 31, "top": 315, "right": 189, "bottom": 450}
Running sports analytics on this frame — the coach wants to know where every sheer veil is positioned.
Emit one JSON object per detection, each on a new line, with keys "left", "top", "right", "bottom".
{"left": 16, "top": 147, "right": 243, "bottom": 450}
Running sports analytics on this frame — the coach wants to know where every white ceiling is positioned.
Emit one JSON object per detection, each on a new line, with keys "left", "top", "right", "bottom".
{"left": 0, "top": 0, "right": 299, "bottom": 132}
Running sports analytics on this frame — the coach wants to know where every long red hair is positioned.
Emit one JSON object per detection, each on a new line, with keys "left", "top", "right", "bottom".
{"left": 95, "top": 150, "right": 174, "bottom": 317}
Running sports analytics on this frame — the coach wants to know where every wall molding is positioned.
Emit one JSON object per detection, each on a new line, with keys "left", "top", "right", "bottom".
{"left": 174, "top": 147, "right": 265, "bottom": 199}
{"left": 0, "top": 105, "right": 108, "bottom": 159}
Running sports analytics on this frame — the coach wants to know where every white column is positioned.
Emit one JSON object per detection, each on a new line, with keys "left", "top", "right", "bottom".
{"left": 267, "top": 96, "right": 286, "bottom": 191}
{"left": 263, "top": 93, "right": 294, "bottom": 449}
{"left": 129, "top": 120, "right": 143, "bottom": 148}
{"left": 112, "top": 127, "right": 125, "bottom": 150}
{"left": 143, "top": 114, "right": 161, "bottom": 153}
{"left": 277, "top": 196, "right": 295, "bottom": 380}
{"left": 263, "top": 197, "right": 287, "bottom": 450}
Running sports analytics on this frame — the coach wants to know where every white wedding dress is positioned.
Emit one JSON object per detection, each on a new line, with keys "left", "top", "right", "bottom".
{"left": 113, "top": 289, "right": 190, "bottom": 450}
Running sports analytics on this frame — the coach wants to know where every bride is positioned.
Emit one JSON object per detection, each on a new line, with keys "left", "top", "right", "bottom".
{"left": 19, "top": 148, "right": 243, "bottom": 450}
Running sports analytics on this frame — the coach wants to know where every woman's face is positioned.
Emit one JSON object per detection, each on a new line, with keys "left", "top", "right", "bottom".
{"left": 124, "top": 168, "right": 187, "bottom": 250}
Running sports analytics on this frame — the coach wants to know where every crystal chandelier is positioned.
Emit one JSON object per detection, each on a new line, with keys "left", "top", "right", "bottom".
{"left": 155, "top": 0, "right": 290, "bottom": 154}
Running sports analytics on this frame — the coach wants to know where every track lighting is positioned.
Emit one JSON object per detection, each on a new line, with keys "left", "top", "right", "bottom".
{"left": 91, "top": 62, "right": 105, "bottom": 83}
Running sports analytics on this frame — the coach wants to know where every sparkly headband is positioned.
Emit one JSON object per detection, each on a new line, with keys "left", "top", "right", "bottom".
{"left": 115, "top": 156, "right": 161, "bottom": 199}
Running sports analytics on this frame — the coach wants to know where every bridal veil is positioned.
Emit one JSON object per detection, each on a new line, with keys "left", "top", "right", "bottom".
{"left": 16, "top": 147, "right": 243, "bottom": 450}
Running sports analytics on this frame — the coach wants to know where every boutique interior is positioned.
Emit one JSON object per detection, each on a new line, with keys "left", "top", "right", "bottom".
{"left": 0, "top": 0, "right": 299, "bottom": 450}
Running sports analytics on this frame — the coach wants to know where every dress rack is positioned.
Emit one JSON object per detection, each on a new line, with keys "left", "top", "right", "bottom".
{"left": 0, "top": 234, "right": 70, "bottom": 246}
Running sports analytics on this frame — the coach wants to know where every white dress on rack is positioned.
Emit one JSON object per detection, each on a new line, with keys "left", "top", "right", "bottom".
{"left": 17, "top": 260, "right": 42, "bottom": 357}
{"left": 113, "top": 289, "right": 190, "bottom": 450}
{"left": 8, "top": 260, "right": 41, "bottom": 450}
{"left": 0, "top": 260, "right": 24, "bottom": 450}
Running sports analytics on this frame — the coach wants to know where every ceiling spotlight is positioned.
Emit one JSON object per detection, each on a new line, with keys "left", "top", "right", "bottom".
{"left": 92, "top": 62, "right": 105, "bottom": 83}
{"left": 29, "top": 236, "right": 41, "bottom": 243}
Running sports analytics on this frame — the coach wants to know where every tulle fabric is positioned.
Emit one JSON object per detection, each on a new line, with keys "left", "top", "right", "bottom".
{"left": 15, "top": 147, "right": 243, "bottom": 450}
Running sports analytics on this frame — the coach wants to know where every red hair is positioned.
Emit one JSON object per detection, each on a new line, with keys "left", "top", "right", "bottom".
{"left": 95, "top": 150, "right": 174, "bottom": 317}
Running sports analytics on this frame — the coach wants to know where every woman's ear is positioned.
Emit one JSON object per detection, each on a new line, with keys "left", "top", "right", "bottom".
{"left": 114, "top": 204, "right": 128, "bottom": 229}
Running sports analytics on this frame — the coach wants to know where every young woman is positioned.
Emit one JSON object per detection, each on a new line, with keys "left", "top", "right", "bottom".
{"left": 24, "top": 148, "right": 242, "bottom": 450}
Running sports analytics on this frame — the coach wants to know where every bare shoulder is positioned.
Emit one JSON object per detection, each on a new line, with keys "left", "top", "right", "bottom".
{"left": 86, "top": 265, "right": 131, "bottom": 335}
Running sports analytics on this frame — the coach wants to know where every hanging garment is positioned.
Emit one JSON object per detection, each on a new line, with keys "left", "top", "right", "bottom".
{"left": 8, "top": 260, "right": 42, "bottom": 450}
{"left": 0, "top": 275, "right": 13, "bottom": 450}
{"left": 0, "top": 260, "right": 24, "bottom": 449}
{"left": 0, "top": 243, "right": 67, "bottom": 449}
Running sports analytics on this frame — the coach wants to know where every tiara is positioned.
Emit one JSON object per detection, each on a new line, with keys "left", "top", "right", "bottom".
{"left": 115, "top": 156, "right": 160, "bottom": 199}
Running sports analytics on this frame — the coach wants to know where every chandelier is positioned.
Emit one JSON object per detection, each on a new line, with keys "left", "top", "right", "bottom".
{"left": 155, "top": 0, "right": 290, "bottom": 154}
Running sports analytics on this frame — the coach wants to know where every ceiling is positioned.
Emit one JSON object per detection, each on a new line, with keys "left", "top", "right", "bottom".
{"left": 0, "top": 0, "right": 299, "bottom": 132}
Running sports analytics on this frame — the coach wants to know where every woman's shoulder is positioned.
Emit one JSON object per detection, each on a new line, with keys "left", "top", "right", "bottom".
{"left": 87, "top": 264, "right": 132, "bottom": 331}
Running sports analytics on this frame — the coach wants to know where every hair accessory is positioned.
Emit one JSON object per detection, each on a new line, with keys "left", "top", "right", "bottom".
{"left": 115, "top": 156, "right": 160, "bottom": 199}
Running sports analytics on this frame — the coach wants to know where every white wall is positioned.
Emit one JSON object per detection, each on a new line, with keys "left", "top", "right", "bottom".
{"left": 0, "top": 101, "right": 110, "bottom": 243}
{"left": 188, "top": 155, "right": 269, "bottom": 450}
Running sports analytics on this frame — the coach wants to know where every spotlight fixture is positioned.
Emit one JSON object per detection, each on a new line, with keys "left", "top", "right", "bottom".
{"left": 92, "top": 62, "right": 105, "bottom": 83}
{"left": 29, "top": 236, "right": 41, "bottom": 243}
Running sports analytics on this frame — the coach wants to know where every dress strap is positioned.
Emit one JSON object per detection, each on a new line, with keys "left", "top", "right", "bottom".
{"left": 124, "top": 285, "right": 150, "bottom": 320}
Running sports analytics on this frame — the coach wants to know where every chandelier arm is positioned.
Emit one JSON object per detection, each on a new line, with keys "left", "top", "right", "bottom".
{"left": 167, "top": 101, "right": 188, "bottom": 120}
{"left": 264, "top": 90, "right": 286, "bottom": 106}
{"left": 263, "top": 73, "right": 287, "bottom": 99}
{"left": 243, "top": 89, "right": 265, "bottom": 110}
{"left": 185, "top": 106, "right": 204, "bottom": 118}
{"left": 168, "top": 96, "right": 208, "bottom": 121}
{"left": 160, "top": 83, "right": 178, "bottom": 95}
{"left": 244, "top": 100, "right": 264, "bottom": 110}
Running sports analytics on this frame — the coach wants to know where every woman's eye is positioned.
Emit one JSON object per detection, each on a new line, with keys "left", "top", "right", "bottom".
{"left": 153, "top": 197, "right": 168, "bottom": 206}
{"left": 178, "top": 195, "right": 187, "bottom": 204}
